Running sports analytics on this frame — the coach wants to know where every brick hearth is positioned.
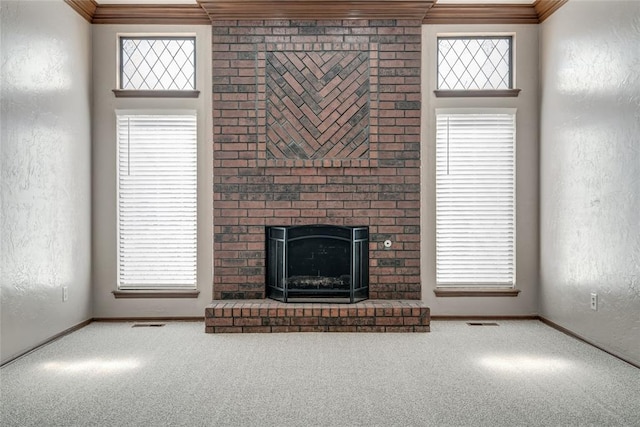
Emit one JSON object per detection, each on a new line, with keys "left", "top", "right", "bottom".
{"left": 206, "top": 300, "right": 430, "bottom": 333}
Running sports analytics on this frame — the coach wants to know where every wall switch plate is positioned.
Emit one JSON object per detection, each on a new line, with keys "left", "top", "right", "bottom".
{"left": 590, "top": 292, "right": 597, "bottom": 311}
{"left": 62, "top": 286, "right": 68, "bottom": 302}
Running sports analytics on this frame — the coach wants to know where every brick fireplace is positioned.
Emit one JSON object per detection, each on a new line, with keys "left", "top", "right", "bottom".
{"left": 207, "top": 18, "right": 428, "bottom": 332}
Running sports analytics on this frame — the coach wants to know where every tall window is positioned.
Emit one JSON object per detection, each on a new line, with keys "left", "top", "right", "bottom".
{"left": 437, "top": 36, "right": 513, "bottom": 90}
{"left": 119, "top": 37, "right": 196, "bottom": 90}
{"left": 435, "top": 110, "right": 516, "bottom": 287}
{"left": 117, "top": 112, "right": 197, "bottom": 290}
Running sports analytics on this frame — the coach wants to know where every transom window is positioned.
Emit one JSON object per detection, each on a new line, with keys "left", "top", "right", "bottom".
{"left": 120, "top": 37, "right": 196, "bottom": 90}
{"left": 437, "top": 36, "right": 513, "bottom": 90}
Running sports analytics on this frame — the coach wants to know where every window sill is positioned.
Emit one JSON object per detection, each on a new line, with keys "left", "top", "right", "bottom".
{"left": 112, "top": 90, "right": 200, "bottom": 98}
{"left": 434, "top": 89, "right": 521, "bottom": 98}
{"left": 434, "top": 288, "right": 521, "bottom": 297}
{"left": 113, "top": 290, "right": 200, "bottom": 299}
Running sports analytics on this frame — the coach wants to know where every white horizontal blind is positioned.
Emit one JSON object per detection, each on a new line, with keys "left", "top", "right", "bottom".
{"left": 117, "top": 113, "right": 197, "bottom": 289}
{"left": 436, "top": 111, "right": 515, "bottom": 286}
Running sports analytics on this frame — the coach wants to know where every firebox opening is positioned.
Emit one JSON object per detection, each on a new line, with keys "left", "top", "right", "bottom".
{"left": 266, "top": 225, "right": 369, "bottom": 303}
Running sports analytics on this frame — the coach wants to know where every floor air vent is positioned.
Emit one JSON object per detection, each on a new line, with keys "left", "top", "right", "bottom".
{"left": 132, "top": 323, "right": 166, "bottom": 328}
{"left": 466, "top": 322, "right": 499, "bottom": 326}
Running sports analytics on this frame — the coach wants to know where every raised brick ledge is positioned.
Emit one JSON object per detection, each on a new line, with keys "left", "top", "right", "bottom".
{"left": 205, "top": 300, "right": 430, "bottom": 333}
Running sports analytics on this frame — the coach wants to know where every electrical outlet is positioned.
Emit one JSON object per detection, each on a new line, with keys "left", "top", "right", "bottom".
{"left": 590, "top": 293, "right": 597, "bottom": 311}
{"left": 62, "top": 286, "right": 68, "bottom": 302}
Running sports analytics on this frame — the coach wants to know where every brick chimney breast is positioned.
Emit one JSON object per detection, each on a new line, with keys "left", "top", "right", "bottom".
{"left": 212, "top": 20, "right": 422, "bottom": 300}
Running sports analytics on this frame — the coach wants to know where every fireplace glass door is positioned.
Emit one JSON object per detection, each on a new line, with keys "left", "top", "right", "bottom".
{"left": 266, "top": 225, "right": 368, "bottom": 303}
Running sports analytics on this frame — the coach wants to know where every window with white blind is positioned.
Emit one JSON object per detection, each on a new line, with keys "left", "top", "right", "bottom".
{"left": 117, "top": 112, "right": 197, "bottom": 290}
{"left": 436, "top": 110, "right": 516, "bottom": 287}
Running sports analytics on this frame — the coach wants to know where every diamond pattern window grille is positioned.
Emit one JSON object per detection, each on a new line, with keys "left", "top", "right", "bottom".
{"left": 438, "top": 37, "right": 512, "bottom": 90}
{"left": 120, "top": 37, "right": 196, "bottom": 90}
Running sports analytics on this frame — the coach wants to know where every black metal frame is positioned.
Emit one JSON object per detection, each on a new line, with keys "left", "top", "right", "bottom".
{"left": 266, "top": 225, "right": 369, "bottom": 303}
{"left": 436, "top": 35, "right": 513, "bottom": 90}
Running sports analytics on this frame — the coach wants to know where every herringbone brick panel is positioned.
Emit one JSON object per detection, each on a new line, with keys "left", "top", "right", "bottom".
{"left": 266, "top": 50, "right": 370, "bottom": 160}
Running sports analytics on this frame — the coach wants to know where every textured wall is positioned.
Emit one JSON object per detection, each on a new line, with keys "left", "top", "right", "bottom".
{"left": 212, "top": 20, "right": 422, "bottom": 300}
{"left": 1, "top": 0, "right": 92, "bottom": 363}
{"left": 421, "top": 24, "right": 540, "bottom": 316}
{"left": 539, "top": 1, "right": 640, "bottom": 365}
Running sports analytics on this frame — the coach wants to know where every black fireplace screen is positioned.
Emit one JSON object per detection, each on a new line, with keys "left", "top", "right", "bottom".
{"left": 266, "top": 225, "right": 369, "bottom": 303}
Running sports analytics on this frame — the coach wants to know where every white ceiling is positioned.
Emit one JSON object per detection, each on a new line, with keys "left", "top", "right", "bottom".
{"left": 95, "top": 0, "right": 536, "bottom": 4}
{"left": 95, "top": 0, "right": 198, "bottom": 4}
{"left": 436, "top": 0, "right": 534, "bottom": 3}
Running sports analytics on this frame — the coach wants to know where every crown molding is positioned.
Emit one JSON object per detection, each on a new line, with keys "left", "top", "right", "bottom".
{"left": 64, "top": 0, "right": 568, "bottom": 25}
{"left": 198, "top": 0, "right": 435, "bottom": 20}
{"left": 92, "top": 4, "right": 210, "bottom": 24}
{"left": 533, "top": 0, "right": 568, "bottom": 22}
{"left": 64, "top": 0, "right": 98, "bottom": 23}
{"left": 423, "top": 3, "right": 539, "bottom": 24}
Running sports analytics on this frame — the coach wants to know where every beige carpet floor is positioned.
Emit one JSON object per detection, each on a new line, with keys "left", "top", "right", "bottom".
{"left": 2, "top": 320, "right": 639, "bottom": 426}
